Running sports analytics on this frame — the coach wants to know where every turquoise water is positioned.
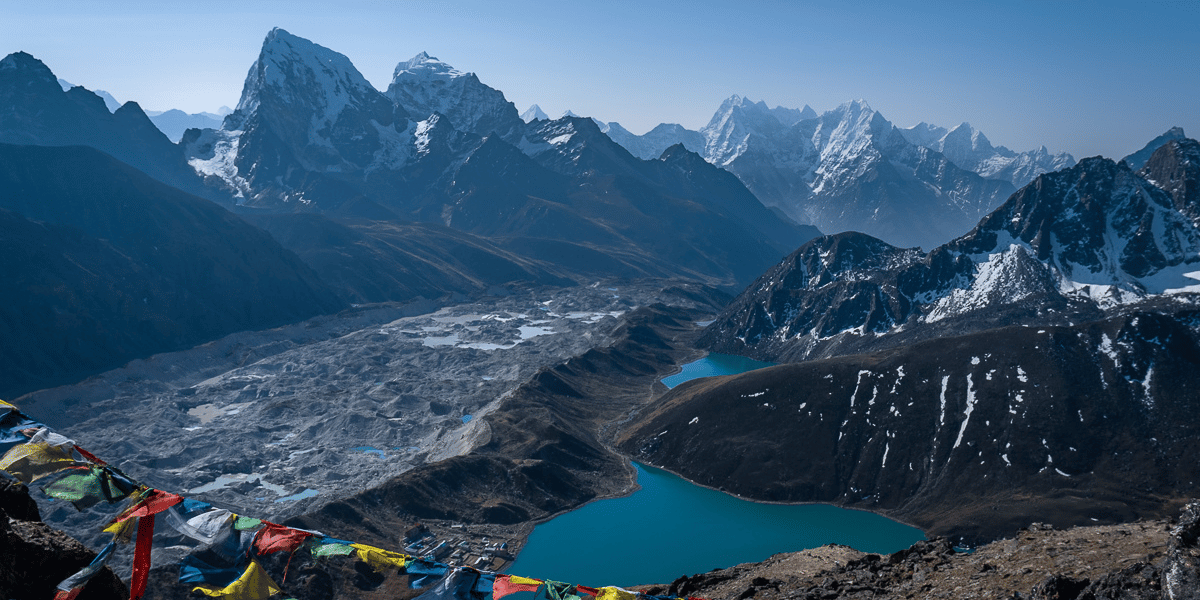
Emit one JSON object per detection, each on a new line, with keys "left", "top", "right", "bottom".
{"left": 353, "top": 446, "right": 386, "bottom": 458}
{"left": 660, "top": 353, "right": 775, "bottom": 389}
{"left": 508, "top": 463, "right": 924, "bottom": 587}
{"left": 275, "top": 488, "right": 319, "bottom": 503}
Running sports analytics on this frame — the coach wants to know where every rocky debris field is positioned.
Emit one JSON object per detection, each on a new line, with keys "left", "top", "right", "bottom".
{"left": 654, "top": 503, "right": 1200, "bottom": 600}
{"left": 14, "top": 280, "right": 725, "bottom": 553}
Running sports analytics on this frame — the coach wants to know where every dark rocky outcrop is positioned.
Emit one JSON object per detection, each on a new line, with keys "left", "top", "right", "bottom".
{"left": 0, "top": 480, "right": 126, "bottom": 600}
{"left": 655, "top": 503, "right": 1200, "bottom": 600}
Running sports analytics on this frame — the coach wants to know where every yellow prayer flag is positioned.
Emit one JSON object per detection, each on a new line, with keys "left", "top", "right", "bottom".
{"left": 0, "top": 442, "right": 81, "bottom": 483}
{"left": 102, "top": 517, "right": 137, "bottom": 543}
{"left": 595, "top": 587, "right": 639, "bottom": 600}
{"left": 510, "top": 576, "right": 543, "bottom": 586}
{"left": 194, "top": 561, "right": 281, "bottom": 599}
{"left": 0, "top": 399, "right": 15, "bottom": 409}
{"left": 350, "top": 543, "right": 409, "bottom": 572}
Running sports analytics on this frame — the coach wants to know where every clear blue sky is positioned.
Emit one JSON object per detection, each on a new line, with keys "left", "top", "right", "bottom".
{"left": 3, "top": 0, "right": 1197, "bottom": 159}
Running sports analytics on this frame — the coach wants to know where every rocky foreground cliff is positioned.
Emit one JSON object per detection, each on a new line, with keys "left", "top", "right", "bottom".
{"left": 651, "top": 502, "right": 1200, "bottom": 600}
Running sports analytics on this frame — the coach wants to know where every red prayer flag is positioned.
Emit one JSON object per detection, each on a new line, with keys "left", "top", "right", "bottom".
{"left": 493, "top": 575, "right": 543, "bottom": 600}
{"left": 111, "top": 489, "right": 183, "bottom": 524}
{"left": 253, "top": 522, "right": 313, "bottom": 555}
{"left": 129, "top": 514, "right": 155, "bottom": 600}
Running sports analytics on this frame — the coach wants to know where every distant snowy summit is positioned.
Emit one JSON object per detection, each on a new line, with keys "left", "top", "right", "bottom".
{"left": 1122, "top": 126, "right": 1187, "bottom": 171}
{"left": 898, "top": 121, "right": 1075, "bottom": 188}
{"left": 598, "top": 95, "right": 1075, "bottom": 249}
{"left": 387, "top": 50, "right": 523, "bottom": 140}
{"left": 520, "top": 104, "right": 549, "bottom": 122}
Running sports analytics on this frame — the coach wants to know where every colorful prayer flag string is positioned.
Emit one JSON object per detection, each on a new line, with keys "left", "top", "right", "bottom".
{"left": 0, "top": 401, "right": 704, "bottom": 600}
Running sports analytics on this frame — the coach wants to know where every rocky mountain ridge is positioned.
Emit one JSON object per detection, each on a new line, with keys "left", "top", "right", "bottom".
{"left": 699, "top": 140, "right": 1200, "bottom": 364}
{"left": 622, "top": 308, "right": 1200, "bottom": 543}
{"left": 0, "top": 52, "right": 224, "bottom": 203}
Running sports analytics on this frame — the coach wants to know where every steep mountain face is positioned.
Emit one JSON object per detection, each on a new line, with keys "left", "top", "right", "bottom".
{"left": 0, "top": 143, "right": 344, "bottom": 399}
{"left": 791, "top": 101, "right": 1015, "bottom": 249}
{"left": 701, "top": 153, "right": 1200, "bottom": 363}
{"left": 622, "top": 309, "right": 1200, "bottom": 542}
{"left": 213, "top": 28, "right": 429, "bottom": 209}
{"left": 180, "top": 30, "right": 804, "bottom": 288}
{"left": 899, "top": 121, "right": 1075, "bottom": 188}
{"left": 0, "top": 52, "right": 223, "bottom": 202}
{"left": 1140, "top": 137, "right": 1200, "bottom": 225}
{"left": 56, "top": 77, "right": 120, "bottom": 111}
{"left": 605, "top": 96, "right": 1016, "bottom": 249}
{"left": 1123, "top": 126, "right": 1187, "bottom": 171}
{"left": 386, "top": 52, "right": 524, "bottom": 141}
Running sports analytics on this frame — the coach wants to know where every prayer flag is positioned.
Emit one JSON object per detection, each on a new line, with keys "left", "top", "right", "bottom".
{"left": 494, "top": 575, "right": 543, "bottom": 600}
{"left": 193, "top": 560, "right": 281, "bottom": 600}
{"left": 0, "top": 441, "right": 82, "bottom": 483}
{"left": 52, "top": 540, "right": 116, "bottom": 600}
{"left": 253, "top": 523, "right": 312, "bottom": 555}
{"left": 351, "top": 542, "right": 410, "bottom": 572}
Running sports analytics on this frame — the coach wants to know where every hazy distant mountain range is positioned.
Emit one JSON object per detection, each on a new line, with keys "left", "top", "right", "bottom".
{"left": 56, "top": 77, "right": 231, "bottom": 142}
{"left": 587, "top": 96, "right": 1074, "bottom": 249}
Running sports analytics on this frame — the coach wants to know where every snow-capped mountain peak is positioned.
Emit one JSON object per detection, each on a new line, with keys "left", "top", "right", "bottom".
{"left": 230, "top": 27, "right": 385, "bottom": 131}
{"left": 900, "top": 119, "right": 1075, "bottom": 189}
{"left": 385, "top": 50, "right": 521, "bottom": 139}
{"left": 520, "top": 104, "right": 549, "bottom": 122}
{"left": 955, "top": 157, "right": 1200, "bottom": 303}
{"left": 392, "top": 51, "right": 465, "bottom": 81}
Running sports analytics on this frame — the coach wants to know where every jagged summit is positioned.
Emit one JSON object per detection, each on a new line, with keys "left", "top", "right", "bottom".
{"left": 1123, "top": 126, "right": 1187, "bottom": 171}
{"left": 520, "top": 104, "right": 549, "bottom": 122}
{"left": 229, "top": 27, "right": 382, "bottom": 126}
{"left": 392, "top": 51, "right": 465, "bottom": 81}
{"left": 385, "top": 48, "right": 521, "bottom": 140}
{"left": 952, "top": 156, "right": 1200, "bottom": 299}
{"left": 0, "top": 52, "right": 59, "bottom": 89}
{"left": 899, "top": 119, "right": 1075, "bottom": 188}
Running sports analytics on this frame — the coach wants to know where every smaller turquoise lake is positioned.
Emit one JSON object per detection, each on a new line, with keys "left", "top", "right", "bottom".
{"left": 660, "top": 353, "right": 776, "bottom": 389}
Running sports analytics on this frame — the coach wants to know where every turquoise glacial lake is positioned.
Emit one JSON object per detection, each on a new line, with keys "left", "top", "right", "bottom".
{"left": 507, "top": 353, "right": 924, "bottom": 587}
{"left": 660, "top": 352, "right": 776, "bottom": 389}
{"left": 508, "top": 463, "right": 924, "bottom": 587}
